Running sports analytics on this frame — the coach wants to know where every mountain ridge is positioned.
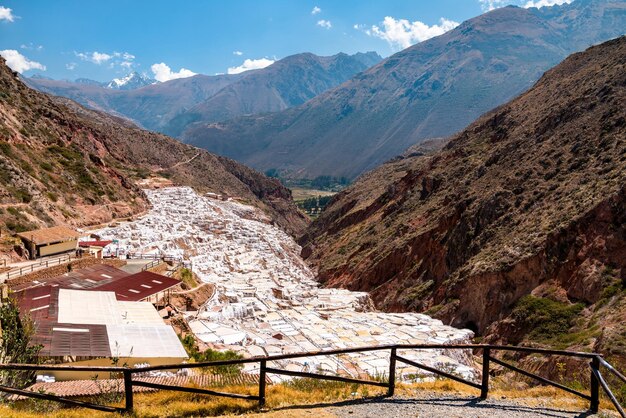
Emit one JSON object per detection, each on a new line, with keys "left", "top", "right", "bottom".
{"left": 0, "top": 58, "right": 308, "bottom": 247}
{"left": 299, "top": 36, "right": 626, "bottom": 352}
{"left": 180, "top": 0, "right": 626, "bottom": 179}
{"left": 25, "top": 51, "right": 382, "bottom": 137}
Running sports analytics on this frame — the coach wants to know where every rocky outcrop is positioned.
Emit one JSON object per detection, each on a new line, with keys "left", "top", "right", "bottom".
{"left": 301, "top": 37, "right": 626, "bottom": 350}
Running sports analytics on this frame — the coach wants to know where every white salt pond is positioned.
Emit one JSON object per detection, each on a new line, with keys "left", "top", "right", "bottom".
{"left": 95, "top": 187, "right": 476, "bottom": 381}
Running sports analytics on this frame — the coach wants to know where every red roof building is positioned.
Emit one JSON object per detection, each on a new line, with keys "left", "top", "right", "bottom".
{"left": 78, "top": 240, "right": 113, "bottom": 248}
{"left": 94, "top": 270, "right": 181, "bottom": 303}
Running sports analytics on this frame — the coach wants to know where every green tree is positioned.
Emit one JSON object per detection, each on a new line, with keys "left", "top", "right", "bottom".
{"left": 0, "top": 296, "right": 42, "bottom": 391}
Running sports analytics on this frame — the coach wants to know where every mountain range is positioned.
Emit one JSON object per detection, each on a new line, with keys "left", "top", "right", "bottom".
{"left": 180, "top": 0, "right": 626, "bottom": 179}
{"left": 300, "top": 36, "right": 626, "bottom": 351}
{"left": 161, "top": 51, "right": 381, "bottom": 137}
{"left": 25, "top": 51, "right": 381, "bottom": 136}
{"left": 0, "top": 57, "right": 307, "bottom": 244}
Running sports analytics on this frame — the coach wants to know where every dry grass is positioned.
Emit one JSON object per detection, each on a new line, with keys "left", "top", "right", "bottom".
{"left": 1, "top": 381, "right": 377, "bottom": 418}
{"left": 0, "top": 379, "right": 619, "bottom": 417}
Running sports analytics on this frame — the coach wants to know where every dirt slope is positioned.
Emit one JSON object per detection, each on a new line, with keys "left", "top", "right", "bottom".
{"left": 301, "top": 37, "right": 626, "bottom": 352}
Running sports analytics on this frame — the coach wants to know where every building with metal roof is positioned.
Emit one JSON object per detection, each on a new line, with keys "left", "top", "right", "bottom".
{"left": 16, "top": 226, "right": 80, "bottom": 260}
{"left": 12, "top": 264, "right": 179, "bottom": 305}
{"left": 18, "top": 288, "right": 188, "bottom": 381}
{"left": 13, "top": 265, "right": 187, "bottom": 380}
{"left": 94, "top": 270, "right": 180, "bottom": 303}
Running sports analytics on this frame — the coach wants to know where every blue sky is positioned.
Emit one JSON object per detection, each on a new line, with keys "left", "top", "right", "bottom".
{"left": 0, "top": 0, "right": 573, "bottom": 82}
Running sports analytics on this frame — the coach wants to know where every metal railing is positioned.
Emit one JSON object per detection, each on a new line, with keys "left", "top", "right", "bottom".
{"left": 4, "top": 254, "right": 74, "bottom": 281}
{"left": 141, "top": 259, "right": 162, "bottom": 271}
{"left": 0, "top": 344, "right": 623, "bottom": 416}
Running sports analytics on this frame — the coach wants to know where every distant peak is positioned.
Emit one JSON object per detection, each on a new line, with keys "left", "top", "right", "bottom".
{"left": 106, "top": 71, "right": 157, "bottom": 90}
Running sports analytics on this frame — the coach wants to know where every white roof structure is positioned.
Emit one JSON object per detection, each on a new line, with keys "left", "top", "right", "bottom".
{"left": 107, "top": 325, "right": 188, "bottom": 358}
{"left": 118, "top": 301, "right": 165, "bottom": 325}
{"left": 56, "top": 289, "right": 187, "bottom": 360}
{"left": 58, "top": 289, "right": 121, "bottom": 325}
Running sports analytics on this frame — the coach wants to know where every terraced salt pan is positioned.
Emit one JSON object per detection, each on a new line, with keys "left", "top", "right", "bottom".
{"left": 96, "top": 187, "right": 476, "bottom": 381}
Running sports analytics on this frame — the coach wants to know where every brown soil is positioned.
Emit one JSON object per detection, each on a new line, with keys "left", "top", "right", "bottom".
{"left": 169, "top": 283, "right": 215, "bottom": 312}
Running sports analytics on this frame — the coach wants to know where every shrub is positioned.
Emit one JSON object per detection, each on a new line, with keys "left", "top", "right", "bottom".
{"left": 11, "top": 187, "right": 32, "bottom": 203}
{"left": 0, "top": 297, "right": 42, "bottom": 390}
{"left": 180, "top": 335, "right": 243, "bottom": 375}
{"left": 512, "top": 295, "right": 584, "bottom": 343}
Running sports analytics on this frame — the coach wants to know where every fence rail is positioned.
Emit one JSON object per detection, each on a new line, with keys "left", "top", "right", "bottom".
{"left": 128, "top": 253, "right": 192, "bottom": 270}
{"left": 4, "top": 254, "right": 74, "bottom": 281}
{"left": 0, "top": 344, "right": 623, "bottom": 416}
{"left": 141, "top": 259, "right": 162, "bottom": 271}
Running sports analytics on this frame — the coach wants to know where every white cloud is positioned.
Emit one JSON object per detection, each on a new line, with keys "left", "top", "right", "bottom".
{"left": 74, "top": 51, "right": 135, "bottom": 66}
{"left": 76, "top": 51, "right": 113, "bottom": 64}
{"left": 0, "top": 6, "right": 14, "bottom": 22}
{"left": 0, "top": 49, "right": 46, "bottom": 73}
{"left": 20, "top": 43, "right": 43, "bottom": 51}
{"left": 317, "top": 19, "right": 332, "bottom": 29}
{"left": 478, "top": 0, "right": 510, "bottom": 11}
{"left": 233, "top": 50, "right": 243, "bottom": 56}
{"left": 227, "top": 58, "right": 275, "bottom": 74}
{"left": 150, "top": 62, "right": 196, "bottom": 82}
{"left": 367, "top": 16, "right": 458, "bottom": 50}
{"left": 91, "top": 52, "right": 112, "bottom": 64}
{"left": 523, "top": 0, "right": 572, "bottom": 8}
{"left": 66, "top": 62, "right": 77, "bottom": 70}
{"left": 75, "top": 50, "right": 137, "bottom": 71}
{"left": 478, "top": 0, "right": 573, "bottom": 11}
{"left": 311, "top": 6, "right": 321, "bottom": 15}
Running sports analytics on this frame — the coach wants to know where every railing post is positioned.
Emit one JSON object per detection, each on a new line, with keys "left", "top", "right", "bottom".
{"left": 481, "top": 347, "right": 490, "bottom": 400}
{"left": 590, "top": 356, "right": 600, "bottom": 413}
{"left": 388, "top": 347, "right": 396, "bottom": 397}
{"left": 123, "top": 369, "right": 134, "bottom": 413}
{"left": 259, "top": 360, "right": 267, "bottom": 407}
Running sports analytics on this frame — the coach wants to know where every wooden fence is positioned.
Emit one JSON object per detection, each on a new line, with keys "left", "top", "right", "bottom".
{"left": 0, "top": 344, "right": 624, "bottom": 416}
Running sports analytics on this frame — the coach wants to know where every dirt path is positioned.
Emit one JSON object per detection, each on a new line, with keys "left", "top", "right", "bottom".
{"left": 158, "top": 152, "right": 200, "bottom": 172}
{"left": 247, "top": 395, "right": 615, "bottom": 418}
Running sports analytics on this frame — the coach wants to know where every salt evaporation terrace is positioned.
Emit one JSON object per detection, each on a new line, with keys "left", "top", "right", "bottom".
{"left": 95, "top": 187, "right": 476, "bottom": 381}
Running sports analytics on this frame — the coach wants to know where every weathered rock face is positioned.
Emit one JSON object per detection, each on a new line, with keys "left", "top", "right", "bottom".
{"left": 0, "top": 58, "right": 308, "bottom": 238}
{"left": 300, "top": 37, "right": 626, "bottom": 349}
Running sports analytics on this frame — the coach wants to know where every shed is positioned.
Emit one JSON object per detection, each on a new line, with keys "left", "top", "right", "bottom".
{"left": 17, "top": 226, "right": 80, "bottom": 260}
{"left": 78, "top": 240, "right": 114, "bottom": 258}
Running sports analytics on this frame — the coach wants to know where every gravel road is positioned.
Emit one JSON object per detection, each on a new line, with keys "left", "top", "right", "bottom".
{"left": 320, "top": 394, "right": 611, "bottom": 418}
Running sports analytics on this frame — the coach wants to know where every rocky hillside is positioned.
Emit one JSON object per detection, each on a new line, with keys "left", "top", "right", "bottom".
{"left": 0, "top": 58, "right": 308, "bottom": 242}
{"left": 164, "top": 52, "right": 381, "bottom": 137}
{"left": 183, "top": 0, "right": 626, "bottom": 179}
{"left": 300, "top": 37, "right": 626, "bottom": 353}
